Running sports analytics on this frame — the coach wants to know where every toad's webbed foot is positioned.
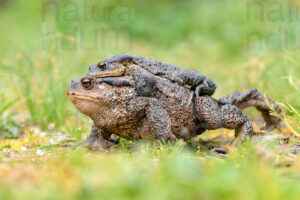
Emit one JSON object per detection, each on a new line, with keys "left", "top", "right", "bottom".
{"left": 108, "top": 135, "right": 120, "bottom": 144}
{"left": 219, "top": 89, "right": 282, "bottom": 131}
{"left": 83, "top": 126, "right": 115, "bottom": 150}
{"left": 195, "top": 96, "right": 255, "bottom": 143}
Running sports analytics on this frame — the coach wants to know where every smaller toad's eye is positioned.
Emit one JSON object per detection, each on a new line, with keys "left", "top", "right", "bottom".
{"left": 81, "top": 77, "right": 93, "bottom": 89}
{"left": 98, "top": 62, "right": 106, "bottom": 70}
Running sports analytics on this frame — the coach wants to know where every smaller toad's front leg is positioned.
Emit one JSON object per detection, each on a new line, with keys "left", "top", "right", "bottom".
{"left": 195, "top": 78, "right": 216, "bottom": 97}
{"left": 83, "top": 125, "right": 115, "bottom": 150}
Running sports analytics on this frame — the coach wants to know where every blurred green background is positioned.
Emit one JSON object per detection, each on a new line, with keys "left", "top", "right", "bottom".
{"left": 0, "top": 0, "right": 300, "bottom": 199}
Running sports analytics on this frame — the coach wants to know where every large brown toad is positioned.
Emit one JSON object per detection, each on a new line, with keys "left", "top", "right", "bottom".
{"left": 67, "top": 76, "right": 281, "bottom": 150}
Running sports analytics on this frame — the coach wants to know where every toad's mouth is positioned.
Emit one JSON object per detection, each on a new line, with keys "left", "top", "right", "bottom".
{"left": 88, "top": 70, "right": 126, "bottom": 78}
{"left": 67, "top": 91, "right": 103, "bottom": 102}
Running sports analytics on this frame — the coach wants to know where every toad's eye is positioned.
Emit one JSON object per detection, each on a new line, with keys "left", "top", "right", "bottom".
{"left": 81, "top": 77, "right": 93, "bottom": 89}
{"left": 98, "top": 62, "right": 106, "bottom": 70}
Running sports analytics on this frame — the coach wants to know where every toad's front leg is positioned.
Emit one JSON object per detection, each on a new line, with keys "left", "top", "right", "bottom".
{"left": 82, "top": 125, "right": 116, "bottom": 150}
{"left": 135, "top": 97, "right": 177, "bottom": 142}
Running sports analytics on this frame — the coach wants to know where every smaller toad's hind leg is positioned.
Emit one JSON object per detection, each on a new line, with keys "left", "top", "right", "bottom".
{"left": 219, "top": 89, "right": 282, "bottom": 131}
{"left": 195, "top": 96, "right": 254, "bottom": 143}
{"left": 83, "top": 125, "right": 115, "bottom": 150}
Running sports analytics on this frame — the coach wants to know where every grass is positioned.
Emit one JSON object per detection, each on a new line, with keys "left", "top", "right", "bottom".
{"left": 0, "top": 97, "right": 22, "bottom": 139}
{"left": 0, "top": 0, "right": 300, "bottom": 199}
{"left": 0, "top": 137, "right": 299, "bottom": 200}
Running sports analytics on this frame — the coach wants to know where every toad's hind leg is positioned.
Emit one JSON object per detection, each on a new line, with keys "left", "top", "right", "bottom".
{"left": 195, "top": 96, "right": 254, "bottom": 142}
{"left": 221, "top": 104, "right": 254, "bottom": 142}
{"left": 219, "top": 89, "right": 282, "bottom": 131}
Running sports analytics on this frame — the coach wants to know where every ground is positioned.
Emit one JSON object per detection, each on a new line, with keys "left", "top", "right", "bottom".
{"left": 0, "top": 0, "right": 300, "bottom": 199}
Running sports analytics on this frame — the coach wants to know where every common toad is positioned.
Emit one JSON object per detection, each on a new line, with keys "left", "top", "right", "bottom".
{"left": 67, "top": 76, "right": 281, "bottom": 150}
